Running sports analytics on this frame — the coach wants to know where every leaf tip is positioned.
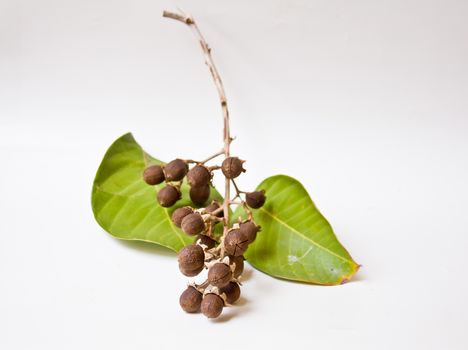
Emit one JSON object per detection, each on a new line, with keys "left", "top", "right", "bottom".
{"left": 340, "top": 263, "right": 361, "bottom": 284}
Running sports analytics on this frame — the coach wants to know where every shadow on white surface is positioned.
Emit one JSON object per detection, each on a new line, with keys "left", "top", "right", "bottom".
{"left": 239, "top": 267, "right": 253, "bottom": 282}
{"left": 212, "top": 296, "right": 251, "bottom": 323}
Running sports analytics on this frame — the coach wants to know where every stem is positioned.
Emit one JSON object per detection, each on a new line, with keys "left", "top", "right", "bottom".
{"left": 231, "top": 179, "right": 253, "bottom": 219}
{"left": 163, "top": 10, "right": 231, "bottom": 234}
{"left": 184, "top": 149, "right": 224, "bottom": 165}
{"left": 231, "top": 179, "right": 244, "bottom": 195}
{"left": 201, "top": 149, "right": 224, "bottom": 164}
{"left": 195, "top": 279, "right": 210, "bottom": 292}
{"left": 210, "top": 206, "right": 224, "bottom": 216}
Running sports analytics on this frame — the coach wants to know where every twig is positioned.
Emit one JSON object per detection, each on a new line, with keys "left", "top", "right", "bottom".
{"left": 194, "top": 279, "right": 210, "bottom": 292}
{"left": 163, "top": 10, "right": 231, "bottom": 234}
{"left": 231, "top": 179, "right": 244, "bottom": 195}
{"left": 201, "top": 149, "right": 224, "bottom": 164}
{"left": 184, "top": 149, "right": 224, "bottom": 165}
{"left": 210, "top": 206, "right": 224, "bottom": 216}
{"left": 162, "top": 10, "right": 193, "bottom": 24}
{"left": 231, "top": 179, "right": 252, "bottom": 219}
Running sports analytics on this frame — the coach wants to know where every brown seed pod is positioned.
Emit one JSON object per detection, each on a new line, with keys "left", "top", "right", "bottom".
{"left": 205, "top": 201, "right": 223, "bottom": 218}
{"left": 220, "top": 282, "right": 241, "bottom": 304}
{"left": 228, "top": 255, "right": 244, "bottom": 278}
{"left": 239, "top": 220, "right": 260, "bottom": 243}
{"left": 187, "top": 165, "right": 211, "bottom": 187}
{"left": 179, "top": 286, "right": 203, "bottom": 313}
{"left": 221, "top": 157, "right": 245, "bottom": 179}
{"left": 208, "top": 263, "right": 232, "bottom": 288}
{"left": 143, "top": 165, "right": 165, "bottom": 185}
{"left": 197, "top": 234, "right": 217, "bottom": 249}
{"left": 224, "top": 229, "right": 250, "bottom": 256}
{"left": 164, "top": 159, "right": 188, "bottom": 182}
{"left": 157, "top": 185, "right": 181, "bottom": 207}
{"left": 189, "top": 184, "right": 210, "bottom": 206}
{"left": 171, "top": 207, "right": 193, "bottom": 228}
{"left": 179, "top": 263, "right": 204, "bottom": 277}
{"left": 178, "top": 244, "right": 205, "bottom": 276}
{"left": 245, "top": 190, "right": 266, "bottom": 209}
{"left": 181, "top": 212, "right": 205, "bottom": 236}
{"left": 201, "top": 293, "right": 224, "bottom": 319}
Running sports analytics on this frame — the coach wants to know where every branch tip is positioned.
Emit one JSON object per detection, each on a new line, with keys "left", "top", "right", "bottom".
{"left": 162, "top": 10, "right": 192, "bottom": 24}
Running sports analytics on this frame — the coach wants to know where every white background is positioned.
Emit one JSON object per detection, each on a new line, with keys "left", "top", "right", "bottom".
{"left": 1, "top": 0, "right": 468, "bottom": 349}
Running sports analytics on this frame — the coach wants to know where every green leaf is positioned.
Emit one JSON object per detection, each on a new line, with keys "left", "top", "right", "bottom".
{"left": 234, "top": 175, "right": 359, "bottom": 285}
{"left": 91, "top": 133, "right": 224, "bottom": 252}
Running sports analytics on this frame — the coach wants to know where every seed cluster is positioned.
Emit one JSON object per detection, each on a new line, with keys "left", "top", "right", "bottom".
{"left": 143, "top": 155, "right": 266, "bottom": 319}
{"left": 142, "top": 159, "right": 214, "bottom": 208}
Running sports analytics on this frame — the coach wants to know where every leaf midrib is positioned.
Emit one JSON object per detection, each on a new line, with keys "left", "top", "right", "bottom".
{"left": 259, "top": 207, "right": 355, "bottom": 265}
